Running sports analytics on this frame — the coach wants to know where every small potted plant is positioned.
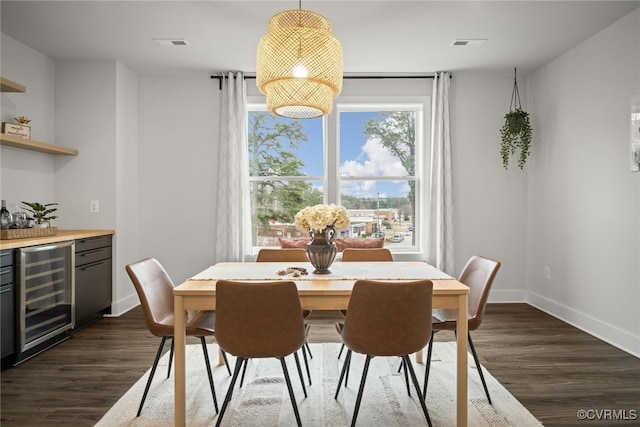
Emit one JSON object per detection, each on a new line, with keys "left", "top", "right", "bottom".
{"left": 500, "top": 68, "right": 533, "bottom": 170}
{"left": 21, "top": 201, "right": 58, "bottom": 228}
{"left": 500, "top": 108, "right": 532, "bottom": 169}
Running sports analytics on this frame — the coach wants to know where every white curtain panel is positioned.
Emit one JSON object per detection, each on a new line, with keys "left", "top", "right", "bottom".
{"left": 427, "top": 72, "right": 455, "bottom": 275}
{"left": 215, "top": 72, "right": 252, "bottom": 262}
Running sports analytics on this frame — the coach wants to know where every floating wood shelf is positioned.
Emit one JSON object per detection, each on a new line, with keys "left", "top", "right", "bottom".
{"left": 1, "top": 77, "right": 78, "bottom": 156}
{"left": 0, "top": 133, "right": 78, "bottom": 156}
{"left": 1, "top": 77, "right": 26, "bottom": 93}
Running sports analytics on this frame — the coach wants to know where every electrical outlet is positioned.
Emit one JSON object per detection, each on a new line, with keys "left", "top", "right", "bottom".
{"left": 543, "top": 266, "right": 551, "bottom": 280}
{"left": 90, "top": 200, "right": 99, "bottom": 213}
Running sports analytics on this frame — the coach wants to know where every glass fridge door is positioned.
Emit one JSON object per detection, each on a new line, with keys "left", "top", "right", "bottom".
{"left": 18, "top": 241, "right": 75, "bottom": 351}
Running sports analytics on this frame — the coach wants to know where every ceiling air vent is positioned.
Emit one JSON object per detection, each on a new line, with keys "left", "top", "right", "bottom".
{"left": 152, "top": 38, "right": 191, "bottom": 47}
{"left": 451, "top": 39, "right": 487, "bottom": 47}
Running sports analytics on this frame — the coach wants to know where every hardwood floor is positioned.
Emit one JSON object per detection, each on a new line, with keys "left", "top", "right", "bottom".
{"left": 1, "top": 303, "right": 638, "bottom": 426}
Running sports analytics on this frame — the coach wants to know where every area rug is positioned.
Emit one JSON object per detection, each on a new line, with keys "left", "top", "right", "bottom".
{"left": 97, "top": 343, "right": 542, "bottom": 426}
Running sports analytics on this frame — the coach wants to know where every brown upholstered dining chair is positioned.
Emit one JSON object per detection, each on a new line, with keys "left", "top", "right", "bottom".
{"left": 335, "top": 279, "right": 434, "bottom": 427}
{"left": 214, "top": 280, "right": 307, "bottom": 427}
{"left": 423, "top": 255, "right": 501, "bottom": 403}
{"left": 256, "top": 247, "right": 313, "bottom": 386}
{"left": 125, "top": 257, "right": 230, "bottom": 416}
{"left": 337, "top": 248, "right": 394, "bottom": 358}
{"left": 256, "top": 248, "right": 308, "bottom": 262}
{"left": 341, "top": 247, "right": 393, "bottom": 262}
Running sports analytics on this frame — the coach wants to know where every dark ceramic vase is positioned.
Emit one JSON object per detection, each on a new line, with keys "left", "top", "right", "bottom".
{"left": 306, "top": 227, "right": 337, "bottom": 274}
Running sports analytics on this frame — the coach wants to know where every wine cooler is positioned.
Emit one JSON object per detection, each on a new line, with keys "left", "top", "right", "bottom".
{"left": 17, "top": 241, "right": 75, "bottom": 355}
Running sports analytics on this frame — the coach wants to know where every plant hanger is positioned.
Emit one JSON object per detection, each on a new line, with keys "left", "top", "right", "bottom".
{"left": 509, "top": 67, "right": 522, "bottom": 112}
{"left": 500, "top": 67, "right": 533, "bottom": 170}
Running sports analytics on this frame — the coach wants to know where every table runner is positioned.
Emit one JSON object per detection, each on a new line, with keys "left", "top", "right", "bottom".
{"left": 190, "top": 261, "right": 453, "bottom": 281}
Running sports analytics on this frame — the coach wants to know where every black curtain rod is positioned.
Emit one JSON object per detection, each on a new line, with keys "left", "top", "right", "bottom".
{"left": 210, "top": 74, "right": 445, "bottom": 90}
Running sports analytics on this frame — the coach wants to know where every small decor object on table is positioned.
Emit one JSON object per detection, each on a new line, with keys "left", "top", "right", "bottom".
{"left": 295, "top": 204, "right": 350, "bottom": 274}
{"left": 276, "top": 267, "right": 309, "bottom": 277}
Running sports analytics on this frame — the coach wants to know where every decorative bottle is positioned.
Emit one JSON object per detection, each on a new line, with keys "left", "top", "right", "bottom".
{"left": 1, "top": 200, "right": 13, "bottom": 229}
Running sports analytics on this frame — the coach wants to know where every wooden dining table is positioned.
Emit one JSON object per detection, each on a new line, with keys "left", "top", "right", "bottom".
{"left": 173, "top": 261, "right": 470, "bottom": 427}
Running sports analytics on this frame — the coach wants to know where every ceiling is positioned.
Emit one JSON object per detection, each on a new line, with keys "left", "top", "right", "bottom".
{"left": 1, "top": 1, "right": 639, "bottom": 77}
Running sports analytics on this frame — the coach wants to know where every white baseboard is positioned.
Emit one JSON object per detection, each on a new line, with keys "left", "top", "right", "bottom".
{"left": 488, "top": 289, "right": 529, "bottom": 303}
{"left": 105, "top": 293, "right": 140, "bottom": 317}
{"left": 526, "top": 292, "right": 640, "bottom": 359}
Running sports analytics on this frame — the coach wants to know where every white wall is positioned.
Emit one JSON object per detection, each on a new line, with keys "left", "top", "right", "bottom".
{"left": 136, "top": 75, "right": 219, "bottom": 284}
{"left": 114, "top": 62, "right": 140, "bottom": 313}
{"left": 451, "top": 73, "right": 528, "bottom": 302}
{"left": 1, "top": 34, "right": 56, "bottom": 207}
{"left": 54, "top": 59, "right": 117, "bottom": 230}
{"left": 54, "top": 59, "right": 141, "bottom": 314}
{"left": 527, "top": 9, "right": 640, "bottom": 356}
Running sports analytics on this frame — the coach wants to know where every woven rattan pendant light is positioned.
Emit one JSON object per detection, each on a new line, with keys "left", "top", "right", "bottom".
{"left": 256, "top": 6, "right": 343, "bottom": 119}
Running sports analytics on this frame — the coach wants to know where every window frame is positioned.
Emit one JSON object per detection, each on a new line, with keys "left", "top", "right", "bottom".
{"left": 247, "top": 95, "right": 430, "bottom": 260}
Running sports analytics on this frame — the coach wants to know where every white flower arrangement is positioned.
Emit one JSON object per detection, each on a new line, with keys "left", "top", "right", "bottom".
{"left": 294, "top": 204, "right": 350, "bottom": 233}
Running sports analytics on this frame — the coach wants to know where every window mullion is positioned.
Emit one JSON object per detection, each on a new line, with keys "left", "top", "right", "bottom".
{"left": 249, "top": 176, "right": 325, "bottom": 181}
{"left": 339, "top": 176, "right": 417, "bottom": 181}
{"left": 325, "top": 111, "right": 338, "bottom": 204}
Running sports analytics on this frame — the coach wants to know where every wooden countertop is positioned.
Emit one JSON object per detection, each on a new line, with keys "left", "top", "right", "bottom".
{"left": 0, "top": 229, "right": 114, "bottom": 250}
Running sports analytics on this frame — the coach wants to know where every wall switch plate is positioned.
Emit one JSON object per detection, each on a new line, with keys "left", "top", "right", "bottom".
{"left": 90, "top": 200, "right": 99, "bottom": 213}
{"left": 543, "top": 266, "right": 551, "bottom": 280}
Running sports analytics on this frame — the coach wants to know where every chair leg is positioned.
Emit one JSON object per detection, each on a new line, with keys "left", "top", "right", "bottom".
{"left": 338, "top": 343, "right": 345, "bottom": 359}
{"left": 199, "top": 336, "right": 219, "bottom": 413}
{"left": 468, "top": 333, "right": 492, "bottom": 404}
{"left": 293, "top": 351, "right": 308, "bottom": 398}
{"left": 167, "top": 337, "right": 175, "bottom": 378}
{"left": 220, "top": 349, "right": 232, "bottom": 376}
{"left": 350, "top": 355, "right": 372, "bottom": 427}
{"left": 303, "top": 322, "right": 313, "bottom": 360}
{"left": 305, "top": 341, "right": 313, "bottom": 359}
{"left": 403, "top": 355, "right": 433, "bottom": 427}
{"left": 215, "top": 356, "right": 245, "bottom": 427}
{"left": 345, "top": 349, "right": 351, "bottom": 387}
{"left": 279, "top": 357, "right": 303, "bottom": 427}
{"left": 239, "top": 358, "right": 249, "bottom": 387}
{"left": 137, "top": 336, "right": 168, "bottom": 417}
{"left": 422, "top": 331, "right": 435, "bottom": 398}
{"left": 301, "top": 345, "right": 312, "bottom": 386}
{"left": 401, "top": 357, "right": 411, "bottom": 397}
{"left": 334, "top": 349, "right": 352, "bottom": 399}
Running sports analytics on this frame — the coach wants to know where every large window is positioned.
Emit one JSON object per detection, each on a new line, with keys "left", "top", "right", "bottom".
{"left": 248, "top": 98, "right": 427, "bottom": 255}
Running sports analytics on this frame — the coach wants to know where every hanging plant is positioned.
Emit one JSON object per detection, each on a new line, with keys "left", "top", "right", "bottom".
{"left": 500, "top": 68, "right": 532, "bottom": 169}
